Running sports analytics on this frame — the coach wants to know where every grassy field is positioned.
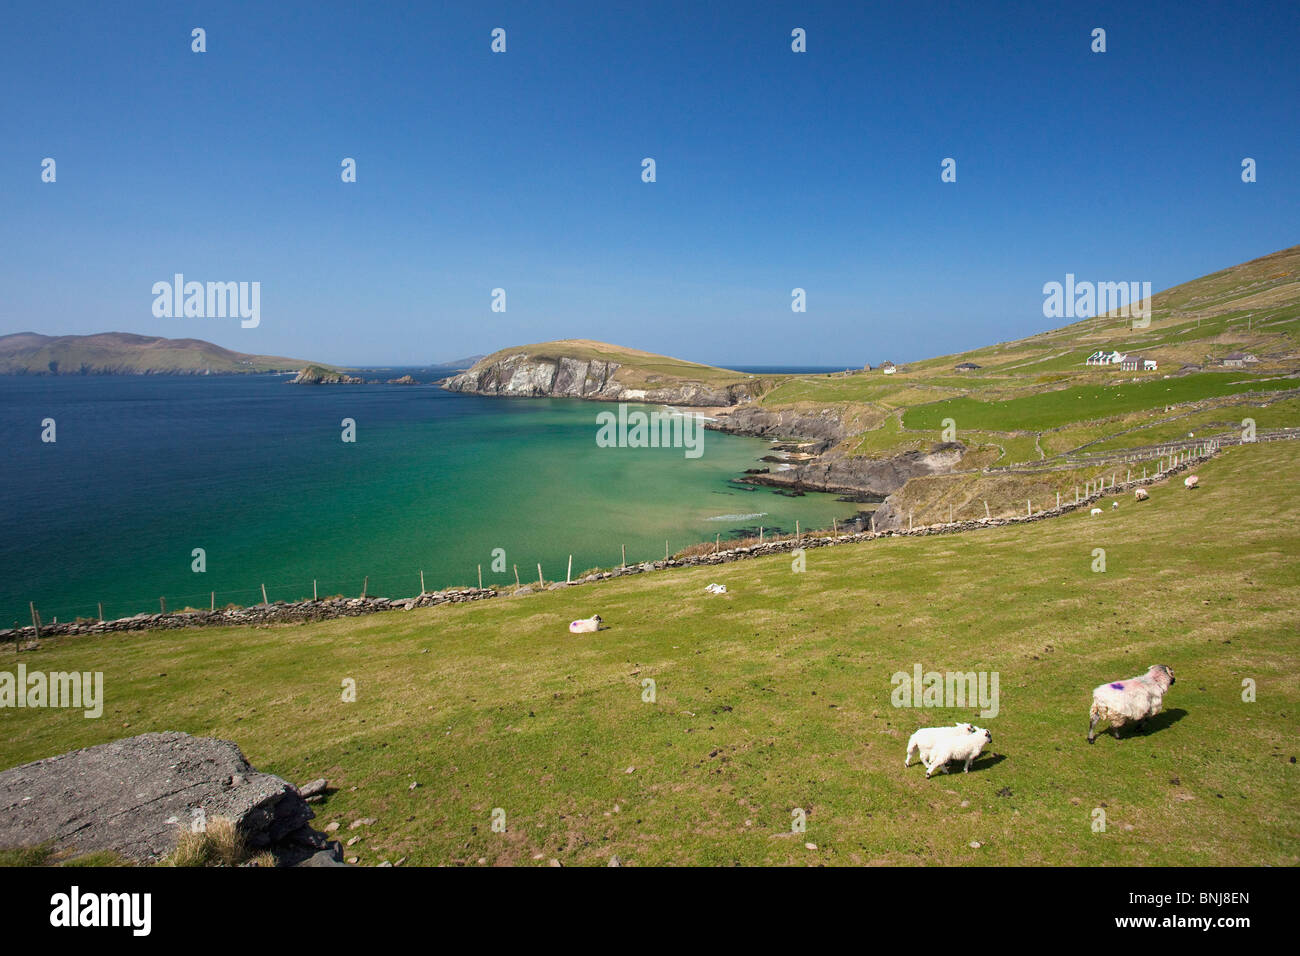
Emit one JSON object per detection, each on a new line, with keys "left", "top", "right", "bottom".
{"left": 3, "top": 441, "right": 1296, "bottom": 866}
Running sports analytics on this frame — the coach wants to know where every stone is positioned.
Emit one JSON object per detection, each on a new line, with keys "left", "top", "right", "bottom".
{"left": 0, "top": 731, "right": 321, "bottom": 865}
{"left": 298, "top": 778, "right": 328, "bottom": 798}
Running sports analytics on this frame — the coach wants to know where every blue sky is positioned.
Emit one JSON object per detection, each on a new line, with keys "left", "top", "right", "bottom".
{"left": 2, "top": 0, "right": 1296, "bottom": 367}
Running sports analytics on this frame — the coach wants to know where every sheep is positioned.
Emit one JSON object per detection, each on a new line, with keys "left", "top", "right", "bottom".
{"left": 1184, "top": 475, "right": 1199, "bottom": 489}
{"left": 1090, "top": 507, "right": 1103, "bottom": 516}
{"left": 1134, "top": 488, "right": 1149, "bottom": 501}
{"left": 904, "top": 723, "right": 975, "bottom": 768}
{"left": 1111, "top": 500, "right": 1119, "bottom": 509}
{"left": 568, "top": 614, "right": 603, "bottom": 634}
{"left": 1087, "top": 664, "right": 1176, "bottom": 743}
{"left": 924, "top": 726, "right": 993, "bottom": 777}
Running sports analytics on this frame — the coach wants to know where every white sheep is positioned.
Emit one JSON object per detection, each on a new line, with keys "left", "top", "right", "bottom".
{"left": 1134, "top": 488, "right": 1149, "bottom": 501}
{"left": 1090, "top": 507, "right": 1103, "bottom": 516}
{"left": 568, "top": 614, "right": 603, "bottom": 634}
{"left": 904, "top": 723, "right": 975, "bottom": 768}
{"left": 924, "top": 726, "right": 993, "bottom": 777}
{"left": 1184, "top": 475, "right": 1199, "bottom": 489}
{"left": 1087, "top": 664, "right": 1176, "bottom": 743}
{"left": 1111, "top": 501, "right": 1119, "bottom": 509}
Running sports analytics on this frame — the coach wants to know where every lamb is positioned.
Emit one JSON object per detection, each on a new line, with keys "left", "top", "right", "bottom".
{"left": 1090, "top": 507, "right": 1103, "bottom": 516}
{"left": 1087, "top": 664, "right": 1176, "bottom": 743}
{"left": 924, "top": 726, "right": 993, "bottom": 777}
{"left": 904, "top": 723, "right": 975, "bottom": 768}
{"left": 1184, "top": 475, "right": 1199, "bottom": 489}
{"left": 1134, "top": 488, "right": 1149, "bottom": 501}
{"left": 568, "top": 614, "right": 603, "bottom": 634}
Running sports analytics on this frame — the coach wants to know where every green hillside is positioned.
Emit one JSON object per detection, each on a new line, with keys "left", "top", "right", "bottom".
{"left": 747, "top": 245, "right": 1300, "bottom": 518}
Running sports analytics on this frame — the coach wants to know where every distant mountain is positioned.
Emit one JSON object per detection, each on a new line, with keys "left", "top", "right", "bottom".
{"left": 0, "top": 332, "right": 324, "bottom": 376}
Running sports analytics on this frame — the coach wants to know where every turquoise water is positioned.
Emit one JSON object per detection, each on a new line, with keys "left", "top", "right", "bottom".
{"left": 1, "top": 375, "right": 859, "bottom": 625}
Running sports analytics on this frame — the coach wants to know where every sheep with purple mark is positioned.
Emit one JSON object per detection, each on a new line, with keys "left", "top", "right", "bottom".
{"left": 1087, "top": 664, "right": 1176, "bottom": 743}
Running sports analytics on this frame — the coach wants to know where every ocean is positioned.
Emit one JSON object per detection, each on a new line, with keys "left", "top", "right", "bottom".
{"left": 0, "top": 374, "right": 861, "bottom": 626}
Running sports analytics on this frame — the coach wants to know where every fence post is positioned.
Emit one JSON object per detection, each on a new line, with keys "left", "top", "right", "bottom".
{"left": 313, "top": 579, "right": 318, "bottom": 600}
{"left": 420, "top": 570, "right": 425, "bottom": 594}
{"left": 479, "top": 564, "right": 484, "bottom": 589}
{"left": 29, "top": 601, "right": 40, "bottom": 640}
{"left": 514, "top": 564, "right": 520, "bottom": 587}
{"left": 210, "top": 592, "right": 214, "bottom": 611}
{"left": 361, "top": 576, "right": 368, "bottom": 599}
{"left": 99, "top": 601, "right": 105, "bottom": 621}
{"left": 984, "top": 500, "right": 990, "bottom": 520}
{"left": 537, "top": 563, "right": 543, "bottom": 586}
{"left": 566, "top": 556, "right": 571, "bottom": 584}
{"left": 160, "top": 597, "right": 166, "bottom": 614}
{"left": 261, "top": 583, "right": 269, "bottom": 605}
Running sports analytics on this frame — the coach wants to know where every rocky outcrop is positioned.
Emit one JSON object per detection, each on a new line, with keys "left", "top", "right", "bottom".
{"left": 741, "top": 443, "right": 967, "bottom": 499}
{"left": 0, "top": 732, "right": 339, "bottom": 866}
{"left": 442, "top": 351, "right": 760, "bottom": 406}
{"left": 386, "top": 375, "right": 419, "bottom": 385}
{"left": 709, "top": 404, "right": 852, "bottom": 445}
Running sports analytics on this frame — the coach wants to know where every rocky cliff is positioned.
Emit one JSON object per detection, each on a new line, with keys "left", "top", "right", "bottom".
{"left": 442, "top": 351, "right": 761, "bottom": 406}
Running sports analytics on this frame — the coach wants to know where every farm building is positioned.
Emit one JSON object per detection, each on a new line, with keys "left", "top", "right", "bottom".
{"left": 880, "top": 361, "right": 896, "bottom": 375}
{"left": 954, "top": 361, "right": 981, "bottom": 372}
{"left": 1221, "top": 352, "right": 1259, "bottom": 367}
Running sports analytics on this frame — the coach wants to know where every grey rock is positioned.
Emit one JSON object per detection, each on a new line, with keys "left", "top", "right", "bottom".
{"left": 0, "top": 731, "right": 319, "bottom": 865}
{"left": 298, "top": 778, "right": 328, "bottom": 798}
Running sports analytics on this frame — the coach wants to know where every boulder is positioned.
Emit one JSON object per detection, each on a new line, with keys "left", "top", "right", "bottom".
{"left": 0, "top": 731, "right": 330, "bottom": 865}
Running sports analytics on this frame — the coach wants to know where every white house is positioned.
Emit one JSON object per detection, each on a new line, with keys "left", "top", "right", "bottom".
{"left": 1086, "top": 350, "right": 1126, "bottom": 366}
{"left": 881, "top": 361, "right": 896, "bottom": 375}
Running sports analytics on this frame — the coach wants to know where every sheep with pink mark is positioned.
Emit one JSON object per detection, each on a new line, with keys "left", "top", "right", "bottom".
{"left": 1087, "top": 664, "right": 1176, "bottom": 743}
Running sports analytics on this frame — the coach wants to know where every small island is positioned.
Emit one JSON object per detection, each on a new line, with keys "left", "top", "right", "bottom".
{"left": 290, "top": 364, "right": 363, "bottom": 385}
